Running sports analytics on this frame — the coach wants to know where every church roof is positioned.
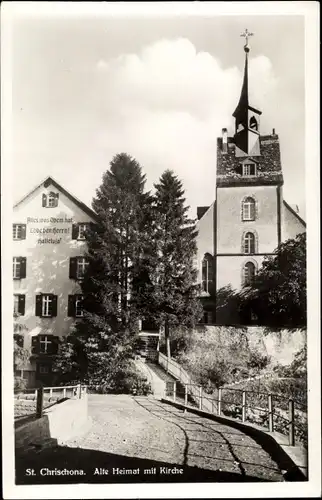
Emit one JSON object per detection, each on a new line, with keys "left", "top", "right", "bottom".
{"left": 13, "top": 176, "right": 98, "bottom": 220}
{"left": 283, "top": 200, "right": 306, "bottom": 226}
{"left": 216, "top": 133, "right": 283, "bottom": 187}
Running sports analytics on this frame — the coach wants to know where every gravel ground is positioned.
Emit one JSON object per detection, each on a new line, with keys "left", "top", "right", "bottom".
{"left": 16, "top": 394, "right": 285, "bottom": 484}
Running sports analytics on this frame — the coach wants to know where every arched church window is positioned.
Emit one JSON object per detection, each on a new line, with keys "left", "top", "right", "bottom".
{"left": 202, "top": 253, "right": 213, "bottom": 294}
{"left": 249, "top": 116, "right": 258, "bottom": 130}
{"left": 243, "top": 232, "right": 256, "bottom": 254}
{"left": 243, "top": 261, "right": 256, "bottom": 286}
{"left": 242, "top": 197, "right": 256, "bottom": 220}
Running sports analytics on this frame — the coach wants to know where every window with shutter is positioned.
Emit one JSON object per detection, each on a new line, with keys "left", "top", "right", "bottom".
{"left": 42, "top": 295, "right": 53, "bottom": 317}
{"left": 71, "top": 224, "right": 78, "bottom": 240}
{"left": 35, "top": 294, "right": 57, "bottom": 317}
{"left": 69, "top": 257, "right": 77, "bottom": 279}
{"left": 68, "top": 295, "right": 75, "bottom": 317}
{"left": 51, "top": 336, "right": 59, "bottom": 354}
{"left": 13, "top": 258, "right": 21, "bottom": 279}
{"left": 35, "top": 295, "right": 42, "bottom": 316}
{"left": 75, "top": 295, "right": 84, "bottom": 317}
{"left": 43, "top": 191, "right": 59, "bottom": 208}
{"left": 76, "top": 257, "right": 89, "bottom": 279}
{"left": 51, "top": 295, "right": 58, "bottom": 317}
{"left": 20, "top": 257, "right": 27, "bottom": 278}
{"left": 19, "top": 295, "right": 26, "bottom": 315}
{"left": 31, "top": 336, "right": 39, "bottom": 354}
{"left": 71, "top": 223, "right": 89, "bottom": 240}
{"left": 13, "top": 257, "right": 26, "bottom": 279}
{"left": 77, "top": 223, "right": 89, "bottom": 240}
{"left": 14, "top": 295, "right": 19, "bottom": 315}
{"left": 13, "top": 224, "right": 26, "bottom": 240}
{"left": 14, "top": 294, "right": 25, "bottom": 315}
{"left": 39, "top": 335, "right": 53, "bottom": 354}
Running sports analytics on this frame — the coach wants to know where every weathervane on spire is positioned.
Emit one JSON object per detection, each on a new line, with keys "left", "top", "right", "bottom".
{"left": 240, "top": 28, "right": 254, "bottom": 52}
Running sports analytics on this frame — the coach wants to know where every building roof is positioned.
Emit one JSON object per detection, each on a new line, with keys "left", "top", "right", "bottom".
{"left": 216, "top": 133, "right": 283, "bottom": 187}
{"left": 197, "top": 206, "right": 210, "bottom": 220}
{"left": 13, "top": 176, "right": 98, "bottom": 220}
{"left": 283, "top": 200, "right": 306, "bottom": 227}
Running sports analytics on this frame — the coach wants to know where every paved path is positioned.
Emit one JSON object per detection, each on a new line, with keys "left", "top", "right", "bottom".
{"left": 16, "top": 394, "right": 285, "bottom": 484}
{"left": 135, "top": 359, "right": 176, "bottom": 399}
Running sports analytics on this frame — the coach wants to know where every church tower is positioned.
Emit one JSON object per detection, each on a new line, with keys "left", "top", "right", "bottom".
{"left": 214, "top": 30, "right": 284, "bottom": 321}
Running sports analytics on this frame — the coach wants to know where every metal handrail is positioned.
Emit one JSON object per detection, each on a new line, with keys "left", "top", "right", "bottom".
{"left": 15, "top": 384, "right": 88, "bottom": 419}
{"left": 164, "top": 380, "right": 306, "bottom": 447}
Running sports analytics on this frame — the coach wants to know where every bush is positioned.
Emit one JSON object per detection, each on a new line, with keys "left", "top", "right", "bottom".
{"left": 175, "top": 326, "right": 268, "bottom": 389}
{"left": 14, "top": 377, "right": 27, "bottom": 392}
{"left": 168, "top": 327, "right": 193, "bottom": 357}
{"left": 88, "top": 363, "right": 152, "bottom": 396}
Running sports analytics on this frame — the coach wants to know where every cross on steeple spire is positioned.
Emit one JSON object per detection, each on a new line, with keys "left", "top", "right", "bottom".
{"left": 240, "top": 28, "right": 254, "bottom": 51}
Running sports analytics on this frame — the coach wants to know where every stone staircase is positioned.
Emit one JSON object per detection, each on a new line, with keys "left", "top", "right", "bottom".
{"left": 137, "top": 333, "right": 159, "bottom": 363}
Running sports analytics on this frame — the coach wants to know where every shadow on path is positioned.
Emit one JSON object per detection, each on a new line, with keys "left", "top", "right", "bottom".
{"left": 134, "top": 397, "right": 284, "bottom": 481}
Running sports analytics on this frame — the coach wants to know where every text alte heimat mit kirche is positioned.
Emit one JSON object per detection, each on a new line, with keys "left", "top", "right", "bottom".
{"left": 26, "top": 466, "right": 184, "bottom": 476}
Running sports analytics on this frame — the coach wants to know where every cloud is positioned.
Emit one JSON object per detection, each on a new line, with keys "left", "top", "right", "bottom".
{"left": 91, "top": 38, "right": 277, "bottom": 211}
{"left": 13, "top": 37, "right": 278, "bottom": 216}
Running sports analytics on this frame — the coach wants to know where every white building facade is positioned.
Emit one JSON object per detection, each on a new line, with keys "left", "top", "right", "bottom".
{"left": 13, "top": 177, "right": 96, "bottom": 387}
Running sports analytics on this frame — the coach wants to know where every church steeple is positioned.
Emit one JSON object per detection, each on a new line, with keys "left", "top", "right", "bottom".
{"left": 233, "top": 29, "right": 262, "bottom": 157}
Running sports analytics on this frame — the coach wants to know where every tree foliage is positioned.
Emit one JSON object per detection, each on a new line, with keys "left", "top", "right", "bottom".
{"left": 53, "top": 153, "right": 151, "bottom": 391}
{"left": 53, "top": 161, "right": 203, "bottom": 388}
{"left": 239, "top": 232, "right": 306, "bottom": 327}
{"left": 150, "top": 170, "right": 203, "bottom": 354}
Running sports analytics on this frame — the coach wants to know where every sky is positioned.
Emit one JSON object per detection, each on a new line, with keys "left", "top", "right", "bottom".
{"left": 10, "top": 10, "right": 305, "bottom": 218}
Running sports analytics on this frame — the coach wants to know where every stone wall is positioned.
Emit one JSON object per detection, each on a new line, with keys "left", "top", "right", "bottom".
{"left": 15, "top": 395, "right": 89, "bottom": 452}
{"left": 194, "top": 325, "right": 306, "bottom": 366}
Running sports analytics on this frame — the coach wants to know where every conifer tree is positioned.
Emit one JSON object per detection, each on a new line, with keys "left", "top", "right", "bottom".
{"left": 152, "top": 170, "right": 202, "bottom": 357}
{"left": 54, "top": 153, "right": 151, "bottom": 391}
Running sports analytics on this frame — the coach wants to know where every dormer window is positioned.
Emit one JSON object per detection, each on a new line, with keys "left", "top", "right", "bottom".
{"left": 243, "top": 163, "right": 256, "bottom": 176}
{"left": 42, "top": 192, "right": 59, "bottom": 208}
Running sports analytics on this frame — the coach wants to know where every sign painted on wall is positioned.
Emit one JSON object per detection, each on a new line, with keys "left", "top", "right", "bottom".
{"left": 27, "top": 216, "right": 73, "bottom": 244}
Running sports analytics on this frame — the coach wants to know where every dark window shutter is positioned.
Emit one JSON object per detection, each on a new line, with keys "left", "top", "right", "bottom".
{"left": 68, "top": 295, "right": 75, "bottom": 317}
{"left": 51, "top": 295, "right": 58, "bottom": 317}
{"left": 69, "top": 257, "right": 77, "bottom": 279}
{"left": 51, "top": 336, "right": 59, "bottom": 354}
{"left": 46, "top": 336, "right": 53, "bottom": 354}
{"left": 42, "top": 194, "right": 47, "bottom": 207}
{"left": 20, "top": 257, "right": 26, "bottom": 279}
{"left": 18, "top": 295, "right": 25, "bottom": 315}
{"left": 55, "top": 193, "right": 59, "bottom": 206}
{"left": 35, "top": 295, "right": 42, "bottom": 316}
{"left": 71, "top": 224, "right": 78, "bottom": 240}
{"left": 31, "top": 336, "right": 39, "bottom": 354}
{"left": 21, "top": 225, "right": 27, "bottom": 240}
